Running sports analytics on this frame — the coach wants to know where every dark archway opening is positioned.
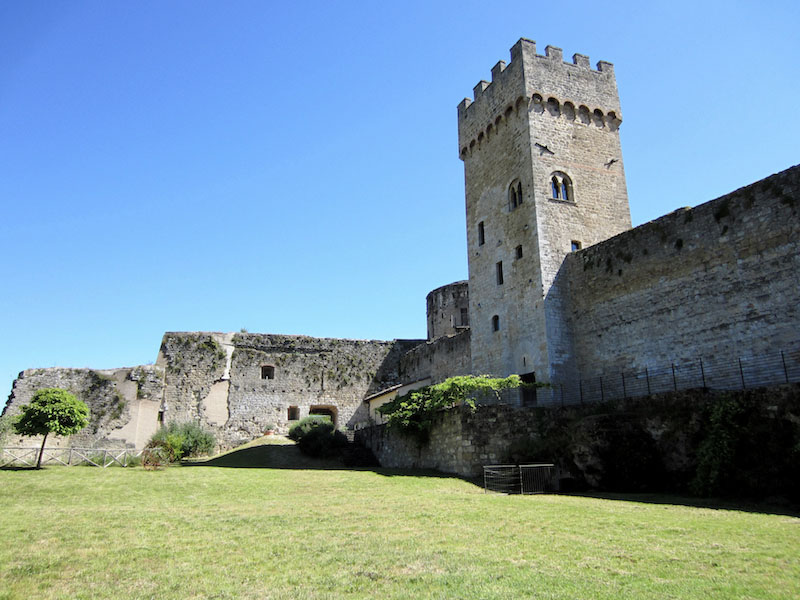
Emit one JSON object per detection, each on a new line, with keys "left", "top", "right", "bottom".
{"left": 521, "top": 372, "right": 537, "bottom": 406}
{"left": 309, "top": 405, "right": 338, "bottom": 428}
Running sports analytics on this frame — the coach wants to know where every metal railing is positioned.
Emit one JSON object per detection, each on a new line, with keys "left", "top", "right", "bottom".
{"left": 486, "top": 343, "right": 800, "bottom": 408}
{"left": 0, "top": 447, "right": 143, "bottom": 468}
{"left": 483, "top": 463, "right": 558, "bottom": 494}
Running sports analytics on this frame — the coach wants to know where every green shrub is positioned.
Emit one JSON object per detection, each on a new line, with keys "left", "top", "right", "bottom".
{"left": 297, "top": 423, "right": 349, "bottom": 458}
{"left": 0, "top": 413, "right": 15, "bottom": 447}
{"left": 287, "top": 416, "right": 348, "bottom": 458}
{"left": 141, "top": 441, "right": 170, "bottom": 470}
{"left": 288, "top": 415, "right": 331, "bottom": 442}
{"left": 147, "top": 422, "right": 216, "bottom": 462}
{"left": 377, "top": 374, "right": 530, "bottom": 444}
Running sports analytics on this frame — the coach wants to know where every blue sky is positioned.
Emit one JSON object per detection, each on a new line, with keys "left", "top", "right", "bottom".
{"left": 2, "top": 1, "right": 798, "bottom": 407}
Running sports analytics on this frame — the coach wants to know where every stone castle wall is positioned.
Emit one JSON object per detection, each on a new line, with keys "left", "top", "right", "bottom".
{"left": 3, "top": 332, "right": 423, "bottom": 450}
{"left": 3, "top": 365, "right": 164, "bottom": 449}
{"left": 399, "top": 329, "right": 471, "bottom": 385}
{"left": 426, "top": 281, "right": 469, "bottom": 341}
{"left": 357, "top": 384, "right": 800, "bottom": 495}
{"left": 156, "top": 332, "right": 423, "bottom": 448}
{"left": 563, "top": 164, "right": 800, "bottom": 377}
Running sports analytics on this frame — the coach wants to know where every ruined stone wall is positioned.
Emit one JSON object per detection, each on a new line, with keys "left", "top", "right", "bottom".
{"left": 563, "top": 164, "right": 800, "bottom": 377}
{"left": 426, "top": 281, "right": 469, "bottom": 341}
{"left": 157, "top": 332, "right": 423, "bottom": 448}
{"left": 3, "top": 332, "right": 423, "bottom": 451}
{"left": 399, "top": 329, "right": 471, "bottom": 385}
{"left": 2, "top": 365, "right": 164, "bottom": 449}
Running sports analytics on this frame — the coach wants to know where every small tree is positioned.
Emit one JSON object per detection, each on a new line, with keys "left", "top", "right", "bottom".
{"left": 14, "top": 388, "right": 89, "bottom": 468}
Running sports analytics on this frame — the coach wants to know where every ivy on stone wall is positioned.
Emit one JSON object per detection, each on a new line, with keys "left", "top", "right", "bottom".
{"left": 377, "top": 375, "right": 529, "bottom": 444}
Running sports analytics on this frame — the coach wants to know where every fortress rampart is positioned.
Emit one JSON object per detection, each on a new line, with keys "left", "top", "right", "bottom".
{"left": 3, "top": 39, "right": 798, "bottom": 468}
{"left": 426, "top": 280, "right": 469, "bottom": 341}
{"left": 563, "top": 164, "right": 800, "bottom": 376}
{"left": 4, "top": 333, "right": 423, "bottom": 450}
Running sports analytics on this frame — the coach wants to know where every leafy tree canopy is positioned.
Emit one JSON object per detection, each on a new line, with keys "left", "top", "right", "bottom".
{"left": 14, "top": 388, "right": 90, "bottom": 438}
{"left": 376, "top": 374, "right": 528, "bottom": 443}
{"left": 14, "top": 388, "right": 90, "bottom": 467}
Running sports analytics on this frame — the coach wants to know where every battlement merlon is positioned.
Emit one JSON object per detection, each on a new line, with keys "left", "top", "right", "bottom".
{"left": 458, "top": 38, "right": 621, "bottom": 150}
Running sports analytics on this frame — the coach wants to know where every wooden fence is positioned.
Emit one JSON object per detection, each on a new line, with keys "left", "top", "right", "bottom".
{"left": 0, "top": 447, "right": 143, "bottom": 468}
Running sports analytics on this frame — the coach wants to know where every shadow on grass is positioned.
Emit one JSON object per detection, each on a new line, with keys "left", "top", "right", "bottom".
{"left": 182, "top": 442, "right": 473, "bottom": 483}
{"left": 0, "top": 466, "right": 40, "bottom": 471}
{"left": 566, "top": 491, "right": 800, "bottom": 518}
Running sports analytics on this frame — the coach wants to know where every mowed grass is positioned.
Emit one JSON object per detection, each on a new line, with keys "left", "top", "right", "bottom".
{"left": 1, "top": 455, "right": 798, "bottom": 599}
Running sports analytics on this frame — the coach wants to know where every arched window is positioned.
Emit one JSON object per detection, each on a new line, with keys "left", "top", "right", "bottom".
{"left": 492, "top": 315, "right": 500, "bottom": 332}
{"left": 508, "top": 180, "right": 523, "bottom": 210}
{"left": 549, "top": 172, "right": 573, "bottom": 202}
{"left": 551, "top": 176, "right": 560, "bottom": 199}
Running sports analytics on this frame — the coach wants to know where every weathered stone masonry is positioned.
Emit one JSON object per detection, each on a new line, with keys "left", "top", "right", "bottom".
{"left": 4, "top": 38, "right": 800, "bottom": 469}
{"left": 563, "top": 165, "right": 800, "bottom": 376}
{"left": 4, "top": 333, "right": 423, "bottom": 450}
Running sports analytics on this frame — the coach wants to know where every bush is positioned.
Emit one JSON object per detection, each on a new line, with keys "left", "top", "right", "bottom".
{"left": 146, "top": 422, "right": 216, "bottom": 462}
{"left": 141, "top": 441, "right": 171, "bottom": 470}
{"left": 287, "top": 416, "right": 348, "bottom": 458}
{"left": 298, "top": 424, "right": 349, "bottom": 458}
{"left": 288, "top": 415, "right": 332, "bottom": 442}
{"left": 0, "top": 413, "right": 14, "bottom": 447}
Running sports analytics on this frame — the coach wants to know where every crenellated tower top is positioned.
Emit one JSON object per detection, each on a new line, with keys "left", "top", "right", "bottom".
{"left": 458, "top": 39, "right": 622, "bottom": 160}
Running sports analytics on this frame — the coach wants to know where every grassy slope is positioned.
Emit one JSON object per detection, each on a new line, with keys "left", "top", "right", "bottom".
{"left": 0, "top": 451, "right": 798, "bottom": 599}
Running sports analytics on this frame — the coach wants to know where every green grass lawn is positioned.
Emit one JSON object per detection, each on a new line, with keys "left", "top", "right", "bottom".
{"left": 1, "top": 444, "right": 798, "bottom": 599}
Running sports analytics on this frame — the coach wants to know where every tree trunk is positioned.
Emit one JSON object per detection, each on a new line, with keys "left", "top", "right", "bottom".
{"left": 36, "top": 432, "right": 48, "bottom": 469}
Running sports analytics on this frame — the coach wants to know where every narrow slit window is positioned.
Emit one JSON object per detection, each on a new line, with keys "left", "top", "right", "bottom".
{"left": 478, "top": 221, "right": 485, "bottom": 246}
{"left": 496, "top": 261, "right": 504, "bottom": 285}
{"left": 515, "top": 245, "right": 523, "bottom": 259}
{"left": 492, "top": 315, "right": 500, "bottom": 332}
{"left": 509, "top": 180, "right": 523, "bottom": 210}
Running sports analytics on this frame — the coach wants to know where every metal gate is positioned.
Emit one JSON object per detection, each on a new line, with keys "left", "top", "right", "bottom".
{"left": 483, "top": 463, "right": 557, "bottom": 494}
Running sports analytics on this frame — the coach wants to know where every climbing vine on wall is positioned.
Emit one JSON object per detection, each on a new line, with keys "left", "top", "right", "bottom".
{"left": 691, "top": 394, "right": 745, "bottom": 497}
{"left": 377, "top": 375, "right": 532, "bottom": 444}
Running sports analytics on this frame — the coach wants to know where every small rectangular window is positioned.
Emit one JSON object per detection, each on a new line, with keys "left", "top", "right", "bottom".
{"left": 571, "top": 240, "right": 582, "bottom": 252}
{"left": 492, "top": 315, "right": 500, "bottom": 332}
{"left": 496, "top": 261, "right": 504, "bottom": 285}
{"left": 288, "top": 406, "right": 299, "bottom": 421}
{"left": 478, "top": 221, "right": 485, "bottom": 246}
{"left": 460, "top": 307, "right": 469, "bottom": 327}
{"left": 515, "top": 245, "right": 523, "bottom": 259}
{"left": 261, "top": 365, "right": 275, "bottom": 380}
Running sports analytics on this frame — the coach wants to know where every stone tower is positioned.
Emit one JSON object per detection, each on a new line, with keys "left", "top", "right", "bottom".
{"left": 457, "top": 38, "right": 631, "bottom": 384}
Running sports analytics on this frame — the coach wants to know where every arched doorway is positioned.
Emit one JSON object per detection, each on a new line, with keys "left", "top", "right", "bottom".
{"left": 309, "top": 405, "right": 338, "bottom": 428}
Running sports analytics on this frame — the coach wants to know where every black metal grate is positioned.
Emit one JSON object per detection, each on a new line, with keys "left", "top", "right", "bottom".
{"left": 483, "top": 463, "right": 557, "bottom": 494}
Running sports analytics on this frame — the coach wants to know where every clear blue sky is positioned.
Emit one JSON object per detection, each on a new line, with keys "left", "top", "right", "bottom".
{"left": 2, "top": 0, "right": 798, "bottom": 407}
